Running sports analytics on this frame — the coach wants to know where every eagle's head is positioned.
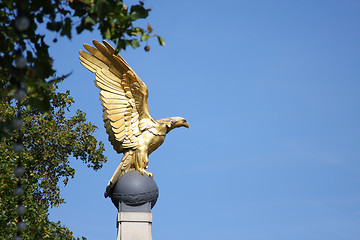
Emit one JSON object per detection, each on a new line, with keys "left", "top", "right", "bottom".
{"left": 162, "top": 117, "right": 189, "bottom": 133}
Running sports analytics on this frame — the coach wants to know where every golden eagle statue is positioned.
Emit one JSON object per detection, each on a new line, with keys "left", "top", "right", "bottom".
{"left": 79, "top": 40, "right": 189, "bottom": 197}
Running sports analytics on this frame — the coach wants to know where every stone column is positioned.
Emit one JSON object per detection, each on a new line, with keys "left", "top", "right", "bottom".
{"left": 117, "top": 211, "right": 152, "bottom": 240}
{"left": 110, "top": 170, "right": 159, "bottom": 240}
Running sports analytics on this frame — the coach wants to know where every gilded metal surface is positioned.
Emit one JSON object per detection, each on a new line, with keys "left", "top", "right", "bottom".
{"left": 79, "top": 40, "right": 189, "bottom": 197}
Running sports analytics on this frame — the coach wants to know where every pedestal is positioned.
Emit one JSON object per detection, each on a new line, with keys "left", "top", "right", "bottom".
{"left": 110, "top": 170, "right": 159, "bottom": 240}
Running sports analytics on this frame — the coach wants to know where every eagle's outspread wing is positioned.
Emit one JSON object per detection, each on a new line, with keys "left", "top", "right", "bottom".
{"left": 79, "top": 40, "right": 156, "bottom": 153}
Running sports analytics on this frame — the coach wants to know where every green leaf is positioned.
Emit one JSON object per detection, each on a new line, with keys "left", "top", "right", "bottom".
{"left": 130, "top": 5, "right": 148, "bottom": 20}
{"left": 84, "top": 16, "right": 96, "bottom": 25}
{"left": 60, "top": 17, "right": 72, "bottom": 39}
{"left": 46, "top": 21, "right": 63, "bottom": 32}
{"left": 116, "top": 40, "right": 127, "bottom": 52}
{"left": 130, "top": 39, "right": 140, "bottom": 49}
{"left": 95, "top": 0, "right": 111, "bottom": 18}
{"left": 36, "top": 14, "right": 44, "bottom": 23}
{"left": 157, "top": 35, "right": 166, "bottom": 46}
{"left": 141, "top": 34, "right": 150, "bottom": 41}
{"left": 130, "top": 27, "right": 143, "bottom": 36}
{"left": 27, "top": 95, "right": 51, "bottom": 112}
{"left": 105, "top": 28, "right": 111, "bottom": 39}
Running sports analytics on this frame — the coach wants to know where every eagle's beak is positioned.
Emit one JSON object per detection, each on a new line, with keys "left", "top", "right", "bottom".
{"left": 184, "top": 122, "right": 189, "bottom": 128}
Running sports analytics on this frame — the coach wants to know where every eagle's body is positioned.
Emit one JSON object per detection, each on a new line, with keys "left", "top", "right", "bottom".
{"left": 79, "top": 41, "right": 189, "bottom": 197}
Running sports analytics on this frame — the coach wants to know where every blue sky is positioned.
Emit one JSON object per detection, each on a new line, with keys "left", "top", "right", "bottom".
{"left": 47, "top": 1, "right": 360, "bottom": 239}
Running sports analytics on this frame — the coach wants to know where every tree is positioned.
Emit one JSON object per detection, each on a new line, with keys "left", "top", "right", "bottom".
{"left": 0, "top": 0, "right": 164, "bottom": 121}
{"left": 0, "top": 78, "right": 106, "bottom": 239}
{"left": 0, "top": 0, "right": 163, "bottom": 239}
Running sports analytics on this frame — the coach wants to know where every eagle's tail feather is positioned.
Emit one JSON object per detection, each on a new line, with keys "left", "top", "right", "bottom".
{"left": 104, "top": 151, "right": 134, "bottom": 198}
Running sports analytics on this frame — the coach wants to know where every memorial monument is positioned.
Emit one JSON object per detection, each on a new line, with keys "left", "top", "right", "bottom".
{"left": 79, "top": 40, "right": 189, "bottom": 239}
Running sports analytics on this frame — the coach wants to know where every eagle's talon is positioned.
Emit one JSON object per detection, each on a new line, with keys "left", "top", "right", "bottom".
{"left": 145, "top": 171, "right": 153, "bottom": 178}
{"left": 139, "top": 168, "right": 153, "bottom": 178}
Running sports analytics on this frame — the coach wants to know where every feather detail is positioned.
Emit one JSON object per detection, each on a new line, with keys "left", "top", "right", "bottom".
{"left": 80, "top": 40, "right": 159, "bottom": 153}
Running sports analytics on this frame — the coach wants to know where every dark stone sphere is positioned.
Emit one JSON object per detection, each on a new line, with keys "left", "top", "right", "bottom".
{"left": 110, "top": 170, "right": 159, "bottom": 209}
